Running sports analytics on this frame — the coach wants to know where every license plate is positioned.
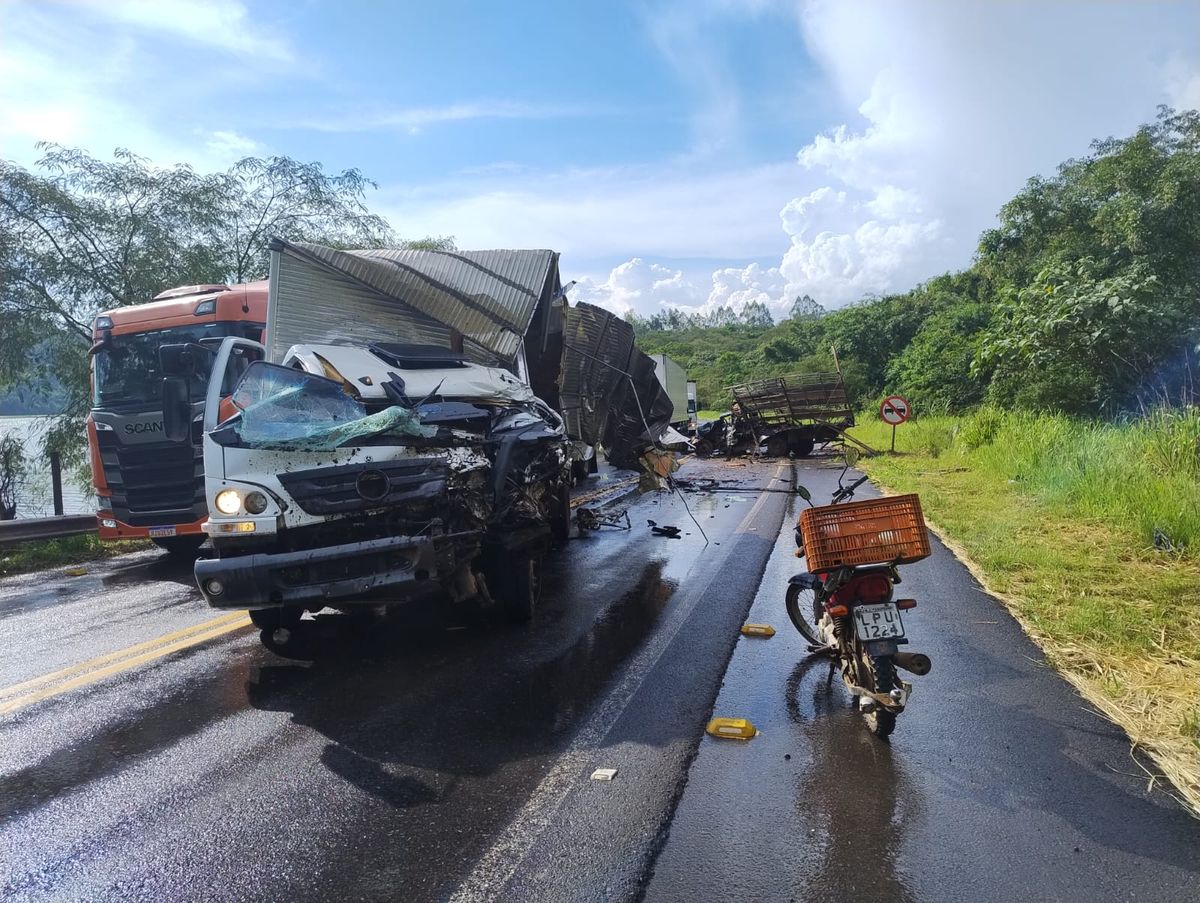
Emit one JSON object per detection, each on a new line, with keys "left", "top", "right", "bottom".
{"left": 854, "top": 603, "right": 905, "bottom": 640}
{"left": 148, "top": 526, "right": 177, "bottom": 538}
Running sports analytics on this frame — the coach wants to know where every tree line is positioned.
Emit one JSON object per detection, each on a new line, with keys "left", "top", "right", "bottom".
{"left": 633, "top": 107, "right": 1200, "bottom": 416}
{"left": 0, "top": 144, "right": 451, "bottom": 469}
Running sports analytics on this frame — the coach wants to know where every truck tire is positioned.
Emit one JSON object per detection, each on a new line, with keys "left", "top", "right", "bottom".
{"left": 766, "top": 434, "right": 790, "bottom": 457}
{"left": 152, "top": 535, "right": 206, "bottom": 558}
{"left": 551, "top": 483, "right": 572, "bottom": 545}
{"left": 499, "top": 554, "right": 542, "bottom": 623}
{"left": 694, "top": 439, "right": 714, "bottom": 457}
{"left": 789, "top": 429, "right": 815, "bottom": 457}
{"left": 571, "top": 458, "right": 590, "bottom": 484}
{"left": 248, "top": 606, "right": 303, "bottom": 631}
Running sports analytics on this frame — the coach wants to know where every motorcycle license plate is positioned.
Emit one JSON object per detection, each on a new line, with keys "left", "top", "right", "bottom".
{"left": 853, "top": 603, "right": 905, "bottom": 640}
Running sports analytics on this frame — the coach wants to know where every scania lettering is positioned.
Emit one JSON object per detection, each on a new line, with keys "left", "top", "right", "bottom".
{"left": 88, "top": 282, "right": 268, "bottom": 556}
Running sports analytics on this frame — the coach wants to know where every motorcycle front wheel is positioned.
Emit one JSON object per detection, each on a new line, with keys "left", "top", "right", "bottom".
{"left": 785, "top": 582, "right": 824, "bottom": 646}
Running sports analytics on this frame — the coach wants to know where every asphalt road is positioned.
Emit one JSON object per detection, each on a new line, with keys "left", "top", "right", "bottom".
{"left": 644, "top": 464, "right": 1200, "bottom": 903}
{"left": 0, "top": 457, "right": 791, "bottom": 902}
{"left": 2, "top": 457, "right": 1197, "bottom": 903}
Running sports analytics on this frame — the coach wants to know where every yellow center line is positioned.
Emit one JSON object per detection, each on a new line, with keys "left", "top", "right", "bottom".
{"left": 0, "top": 611, "right": 253, "bottom": 716}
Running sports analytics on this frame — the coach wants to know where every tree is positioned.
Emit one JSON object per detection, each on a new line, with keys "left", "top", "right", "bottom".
{"left": 789, "top": 294, "right": 824, "bottom": 320}
{"left": 0, "top": 144, "right": 415, "bottom": 463}
{"left": 738, "top": 300, "right": 774, "bottom": 328}
{"left": 0, "top": 435, "right": 26, "bottom": 520}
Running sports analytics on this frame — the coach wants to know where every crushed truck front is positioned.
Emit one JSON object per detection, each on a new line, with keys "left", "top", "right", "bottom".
{"left": 193, "top": 343, "right": 571, "bottom": 620}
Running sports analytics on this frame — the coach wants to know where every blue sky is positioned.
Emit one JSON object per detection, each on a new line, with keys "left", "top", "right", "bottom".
{"left": 3, "top": 1, "right": 1199, "bottom": 318}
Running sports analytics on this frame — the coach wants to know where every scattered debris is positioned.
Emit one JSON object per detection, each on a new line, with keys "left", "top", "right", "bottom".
{"left": 706, "top": 717, "right": 758, "bottom": 740}
{"left": 64, "top": 567, "right": 88, "bottom": 577}
{"left": 591, "top": 767, "right": 619, "bottom": 781}
{"left": 740, "top": 623, "right": 776, "bottom": 638}
{"left": 576, "top": 507, "right": 632, "bottom": 532}
{"left": 647, "top": 520, "right": 682, "bottom": 539}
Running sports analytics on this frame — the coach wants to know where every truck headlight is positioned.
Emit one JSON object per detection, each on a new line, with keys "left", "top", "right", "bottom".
{"left": 215, "top": 489, "right": 242, "bottom": 515}
{"left": 243, "top": 491, "right": 268, "bottom": 514}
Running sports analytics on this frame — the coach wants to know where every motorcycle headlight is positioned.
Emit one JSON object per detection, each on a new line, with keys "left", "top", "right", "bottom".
{"left": 243, "top": 491, "right": 268, "bottom": 515}
{"left": 214, "top": 489, "right": 242, "bottom": 515}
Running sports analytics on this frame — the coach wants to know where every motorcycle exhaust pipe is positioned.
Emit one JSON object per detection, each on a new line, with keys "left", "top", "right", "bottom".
{"left": 894, "top": 652, "right": 932, "bottom": 676}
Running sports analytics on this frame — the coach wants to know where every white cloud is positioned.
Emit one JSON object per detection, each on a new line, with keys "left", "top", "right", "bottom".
{"left": 289, "top": 101, "right": 605, "bottom": 135}
{"left": 0, "top": 1, "right": 282, "bottom": 170}
{"left": 53, "top": 0, "right": 293, "bottom": 62}
{"left": 573, "top": 258, "right": 702, "bottom": 317}
{"left": 203, "top": 130, "right": 264, "bottom": 164}
{"left": 768, "top": 0, "right": 1200, "bottom": 307}
{"left": 378, "top": 161, "right": 797, "bottom": 261}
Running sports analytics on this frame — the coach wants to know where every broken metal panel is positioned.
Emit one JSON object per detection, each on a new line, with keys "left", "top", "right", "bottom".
{"left": 559, "top": 302, "right": 674, "bottom": 468}
{"left": 275, "top": 241, "right": 558, "bottom": 362}
{"left": 267, "top": 244, "right": 483, "bottom": 365}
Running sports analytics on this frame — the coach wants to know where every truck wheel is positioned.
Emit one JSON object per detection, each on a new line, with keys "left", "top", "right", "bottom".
{"left": 766, "top": 435, "right": 790, "bottom": 457}
{"left": 248, "top": 607, "right": 303, "bottom": 631}
{"left": 500, "top": 554, "right": 542, "bottom": 624}
{"left": 587, "top": 454, "right": 599, "bottom": 474}
{"left": 571, "top": 458, "right": 590, "bottom": 484}
{"left": 551, "top": 483, "right": 572, "bottom": 545}
{"left": 694, "top": 439, "right": 714, "bottom": 457}
{"left": 790, "top": 430, "right": 815, "bottom": 457}
{"left": 152, "top": 535, "right": 206, "bottom": 558}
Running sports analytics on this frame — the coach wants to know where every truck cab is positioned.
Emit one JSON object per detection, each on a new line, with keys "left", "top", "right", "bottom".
{"left": 88, "top": 283, "right": 267, "bottom": 555}
{"left": 182, "top": 339, "right": 572, "bottom": 633}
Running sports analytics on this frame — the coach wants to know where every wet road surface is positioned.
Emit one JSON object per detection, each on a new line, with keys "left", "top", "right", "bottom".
{"left": 644, "top": 465, "right": 1200, "bottom": 903}
{"left": 0, "top": 458, "right": 790, "bottom": 901}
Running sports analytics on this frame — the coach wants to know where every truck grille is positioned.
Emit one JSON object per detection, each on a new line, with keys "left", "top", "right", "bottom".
{"left": 97, "top": 424, "right": 205, "bottom": 527}
{"left": 277, "top": 458, "right": 448, "bottom": 516}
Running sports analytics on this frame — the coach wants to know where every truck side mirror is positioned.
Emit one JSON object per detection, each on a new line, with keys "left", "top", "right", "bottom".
{"left": 162, "top": 377, "right": 192, "bottom": 443}
{"left": 159, "top": 343, "right": 204, "bottom": 377}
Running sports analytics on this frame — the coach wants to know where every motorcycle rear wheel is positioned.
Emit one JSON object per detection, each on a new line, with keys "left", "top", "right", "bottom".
{"left": 785, "top": 582, "right": 823, "bottom": 646}
{"left": 855, "top": 647, "right": 898, "bottom": 739}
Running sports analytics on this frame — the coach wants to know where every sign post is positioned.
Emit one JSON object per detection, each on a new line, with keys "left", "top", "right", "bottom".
{"left": 879, "top": 394, "right": 911, "bottom": 452}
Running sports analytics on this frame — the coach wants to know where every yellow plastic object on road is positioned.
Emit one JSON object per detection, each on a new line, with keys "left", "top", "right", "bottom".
{"left": 706, "top": 717, "right": 758, "bottom": 740}
{"left": 740, "top": 623, "right": 776, "bottom": 638}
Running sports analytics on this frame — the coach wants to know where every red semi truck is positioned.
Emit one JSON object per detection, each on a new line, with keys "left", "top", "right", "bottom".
{"left": 87, "top": 282, "right": 267, "bottom": 555}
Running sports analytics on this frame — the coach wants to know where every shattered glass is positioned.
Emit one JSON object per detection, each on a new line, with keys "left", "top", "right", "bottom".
{"left": 230, "top": 361, "right": 436, "bottom": 450}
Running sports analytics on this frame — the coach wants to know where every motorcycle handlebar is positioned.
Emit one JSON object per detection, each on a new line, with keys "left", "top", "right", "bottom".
{"left": 831, "top": 473, "right": 870, "bottom": 504}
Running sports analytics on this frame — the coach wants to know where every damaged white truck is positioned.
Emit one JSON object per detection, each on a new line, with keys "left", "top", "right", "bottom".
{"left": 160, "top": 241, "right": 671, "bottom": 641}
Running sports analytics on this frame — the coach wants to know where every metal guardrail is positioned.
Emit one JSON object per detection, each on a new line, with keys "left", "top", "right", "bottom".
{"left": 0, "top": 515, "right": 96, "bottom": 546}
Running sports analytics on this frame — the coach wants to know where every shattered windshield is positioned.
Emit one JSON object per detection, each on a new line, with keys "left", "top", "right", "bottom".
{"left": 229, "top": 362, "right": 435, "bottom": 450}
{"left": 91, "top": 322, "right": 261, "bottom": 409}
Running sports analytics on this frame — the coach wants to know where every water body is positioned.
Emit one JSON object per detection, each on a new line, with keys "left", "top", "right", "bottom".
{"left": 0, "top": 415, "right": 91, "bottom": 517}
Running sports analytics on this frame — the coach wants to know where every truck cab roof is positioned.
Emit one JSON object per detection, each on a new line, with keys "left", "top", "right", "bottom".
{"left": 96, "top": 282, "right": 269, "bottom": 337}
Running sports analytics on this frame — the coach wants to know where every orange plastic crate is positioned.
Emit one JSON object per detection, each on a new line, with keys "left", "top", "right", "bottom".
{"left": 797, "top": 494, "right": 931, "bottom": 572}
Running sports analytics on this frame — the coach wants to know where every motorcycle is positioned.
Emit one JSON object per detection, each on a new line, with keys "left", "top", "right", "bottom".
{"left": 786, "top": 472, "right": 932, "bottom": 738}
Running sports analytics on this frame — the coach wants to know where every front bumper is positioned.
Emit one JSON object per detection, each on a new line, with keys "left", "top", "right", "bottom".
{"left": 194, "top": 533, "right": 445, "bottom": 609}
{"left": 97, "top": 514, "right": 205, "bottom": 541}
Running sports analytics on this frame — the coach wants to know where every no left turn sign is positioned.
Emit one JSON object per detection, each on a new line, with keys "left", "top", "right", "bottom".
{"left": 880, "top": 395, "right": 911, "bottom": 425}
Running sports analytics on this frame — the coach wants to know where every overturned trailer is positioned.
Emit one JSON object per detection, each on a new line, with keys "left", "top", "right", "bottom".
{"left": 168, "top": 241, "right": 672, "bottom": 636}
{"left": 695, "top": 371, "right": 854, "bottom": 458}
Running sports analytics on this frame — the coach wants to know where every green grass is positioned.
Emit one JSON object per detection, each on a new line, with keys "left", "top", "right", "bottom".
{"left": 696, "top": 409, "right": 724, "bottom": 421}
{"left": 0, "top": 534, "right": 152, "bottom": 578}
{"left": 848, "top": 408, "right": 1200, "bottom": 811}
